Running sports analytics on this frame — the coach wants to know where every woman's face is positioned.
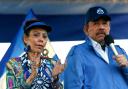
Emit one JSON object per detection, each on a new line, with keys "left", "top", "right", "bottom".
{"left": 24, "top": 28, "right": 48, "bottom": 53}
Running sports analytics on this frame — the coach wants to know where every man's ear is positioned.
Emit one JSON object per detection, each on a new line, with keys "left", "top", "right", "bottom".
{"left": 83, "top": 24, "right": 89, "bottom": 35}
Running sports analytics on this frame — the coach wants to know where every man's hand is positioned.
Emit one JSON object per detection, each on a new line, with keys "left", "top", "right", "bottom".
{"left": 113, "top": 54, "right": 128, "bottom": 67}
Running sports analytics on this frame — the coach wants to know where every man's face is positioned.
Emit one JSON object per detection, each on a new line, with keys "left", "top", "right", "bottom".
{"left": 84, "top": 18, "right": 110, "bottom": 44}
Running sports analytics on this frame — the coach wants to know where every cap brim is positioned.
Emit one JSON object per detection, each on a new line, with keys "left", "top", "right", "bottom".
{"left": 25, "top": 21, "right": 52, "bottom": 33}
{"left": 93, "top": 15, "right": 111, "bottom": 21}
{"left": 29, "top": 25, "right": 52, "bottom": 32}
{"left": 25, "top": 25, "right": 52, "bottom": 33}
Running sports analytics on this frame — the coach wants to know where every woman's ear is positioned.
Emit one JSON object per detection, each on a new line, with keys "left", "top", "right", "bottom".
{"left": 23, "top": 34, "right": 28, "bottom": 45}
{"left": 23, "top": 35, "right": 31, "bottom": 52}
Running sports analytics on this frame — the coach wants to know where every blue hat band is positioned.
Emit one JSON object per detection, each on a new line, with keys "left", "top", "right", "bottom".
{"left": 26, "top": 22, "right": 48, "bottom": 30}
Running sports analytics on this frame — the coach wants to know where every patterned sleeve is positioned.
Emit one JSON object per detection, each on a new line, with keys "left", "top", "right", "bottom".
{"left": 6, "top": 58, "right": 31, "bottom": 89}
{"left": 50, "top": 59, "right": 63, "bottom": 89}
{"left": 44, "top": 58, "right": 63, "bottom": 89}
{"left": 6, "top": 58, "right": 18, "bottom": 89}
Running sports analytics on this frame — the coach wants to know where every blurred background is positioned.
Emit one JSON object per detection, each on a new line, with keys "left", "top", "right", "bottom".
{"left": 0, "top": 0, "right": 128, "bottom": 62}
{"left": 0, "top": 1, "right": 128, "bottom": 88}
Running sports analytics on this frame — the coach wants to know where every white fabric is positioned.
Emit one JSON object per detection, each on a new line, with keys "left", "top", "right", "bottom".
{"left": 90, "top": 38, "right": 109, "bottom": 64}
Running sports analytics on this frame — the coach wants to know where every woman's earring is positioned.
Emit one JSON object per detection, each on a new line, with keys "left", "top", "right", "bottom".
{"left": 24, "top": 43, "right": 31, "bottom": 52}
{"left": 42, "top": 48, "right": 49, "bottom": 57}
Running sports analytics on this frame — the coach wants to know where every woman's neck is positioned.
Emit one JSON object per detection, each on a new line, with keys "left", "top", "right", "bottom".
{"left": 28, "top": 52, "right": 41, "bottom": 61}
{"left": 28, "top": 52, "right": 41, "bottom": 67}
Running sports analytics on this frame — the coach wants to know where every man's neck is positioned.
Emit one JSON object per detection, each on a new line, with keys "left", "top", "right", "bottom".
{"left": 99, "top": 41, "right": 106, "bottom": 51}
{"left": 89, "top": 37, "right": 106, "bottom": 51}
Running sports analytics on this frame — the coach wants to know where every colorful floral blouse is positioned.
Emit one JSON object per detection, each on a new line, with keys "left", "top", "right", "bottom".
{"left": 6, "top": 53, "right": 62, "bottom": 89}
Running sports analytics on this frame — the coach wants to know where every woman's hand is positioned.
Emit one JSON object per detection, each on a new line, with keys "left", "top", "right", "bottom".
{"left": 52, "top": 60, "right": 66, "bottom": 78}
{"left": 26, "top": 61, "right": 37, "bottom": 84}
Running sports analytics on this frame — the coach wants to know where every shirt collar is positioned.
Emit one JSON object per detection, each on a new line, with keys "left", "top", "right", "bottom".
{"left": 89, "top": 37, "right": 109, "bottom": 63}
{"left": 89, "top": 37, "right": 102, "bottom": 50}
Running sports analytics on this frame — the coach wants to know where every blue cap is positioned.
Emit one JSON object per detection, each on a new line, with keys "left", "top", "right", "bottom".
{"left": 25, "top": 21, "right": 52, "bottom": 33}
{"left": 86, "top": 6, "right": 111, "bottom": 23}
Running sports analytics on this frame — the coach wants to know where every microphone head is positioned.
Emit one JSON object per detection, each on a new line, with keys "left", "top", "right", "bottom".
{"left": 104, "top": 35, "right": 114, "bottom": 46}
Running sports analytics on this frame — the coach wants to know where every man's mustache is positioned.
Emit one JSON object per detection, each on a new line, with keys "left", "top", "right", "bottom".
{"left": 96, "top": 30, "right": 106, "bottom": 36}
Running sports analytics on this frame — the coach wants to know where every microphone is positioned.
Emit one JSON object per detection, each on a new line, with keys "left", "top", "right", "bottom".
{"left": 104, "top": 35, "right": 118, "bottom": 56}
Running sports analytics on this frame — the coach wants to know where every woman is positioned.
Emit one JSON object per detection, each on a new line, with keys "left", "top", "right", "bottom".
{"left": 6, "top": 19, "right": 64, "bottom": 89}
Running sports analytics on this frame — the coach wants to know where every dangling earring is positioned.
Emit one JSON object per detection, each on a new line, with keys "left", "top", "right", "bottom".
{"left": 42, "top": 48, "right": 49, "bottom": 57}
{"left": 24, "top": 43, "right": 31, "bottom": 52}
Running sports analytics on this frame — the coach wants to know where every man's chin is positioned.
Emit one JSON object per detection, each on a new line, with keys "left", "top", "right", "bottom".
{"left": 97, "top": 35, "right": 105, "bottom": 40}
{"left": 97, "top": 38, "right": 105, "bottom": 44}
{"left": 99, "top": 39, "right": 105, "bottom": 45}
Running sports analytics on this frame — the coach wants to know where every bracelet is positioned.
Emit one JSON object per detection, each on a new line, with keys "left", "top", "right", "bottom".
{"left": 53, "top": 75, "right": 59, "bottom": 83}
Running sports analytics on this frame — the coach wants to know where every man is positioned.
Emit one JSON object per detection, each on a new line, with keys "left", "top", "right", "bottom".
{"left": 64, "top": 6, "right": 128, "bottom": 89}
